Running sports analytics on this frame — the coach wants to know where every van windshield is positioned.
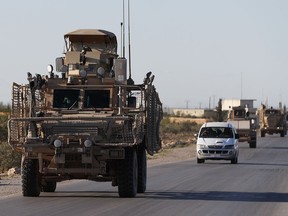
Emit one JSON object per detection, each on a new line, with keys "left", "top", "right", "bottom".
{"left": 199, "top": 127, "right": 233, "bottom": 138}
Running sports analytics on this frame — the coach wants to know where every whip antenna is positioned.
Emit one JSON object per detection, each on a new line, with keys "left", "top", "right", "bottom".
{"left": 120, "top": 22, "right": 123, "bottom": 57}
{"left": 122, "top": 0, "right": 125, "bottom": 58}
{"left": 127, "top": 0, "right": 134, "bottom": 84}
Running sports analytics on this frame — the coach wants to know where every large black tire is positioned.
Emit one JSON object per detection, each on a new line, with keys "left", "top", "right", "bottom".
{"left": 22, "top": 159, "right": 41, "bottom": 197}
{"left": 249, "top": 141, "right": 257, "bottom": 148}
{"left": 261, "top": 131, "right": 265, "bottom": 137}
{"left": 117, "top": 148, "right": 138, "bottom": 197}
{"left": 280, "top": 131, "right": 285, "bottom": 137}
{"left": 137, "top": 147, "right": 147, "bottom": 193}
{"left": 42, "top": 181, "right": 57, "bottom": 192}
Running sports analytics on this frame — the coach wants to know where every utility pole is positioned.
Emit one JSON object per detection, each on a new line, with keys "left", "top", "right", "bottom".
{"left": 241, "top": 72, "right": 243, "bottom": 99}
{"left": 185, "top": 100, "right": 189, "bottom": 109}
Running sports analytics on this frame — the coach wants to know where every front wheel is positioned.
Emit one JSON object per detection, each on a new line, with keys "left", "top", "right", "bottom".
{"left": 197, "top": 157, "right": 205, "bottom": 164}
{"left": 231, "top": 157, "right": 238, "bottom": 164}
{"left": 22, "top": 159, "right": 41, "bottom": 197}
{"left": 117, "top": 148, "right": 138, "bottom": 197}
{"left": 42, "top": 181, "right": 57, "bottom": 192}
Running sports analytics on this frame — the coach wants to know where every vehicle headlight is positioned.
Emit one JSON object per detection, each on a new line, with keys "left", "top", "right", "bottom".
{"left": 53, "top": 139, "right": 62, "bottom": 148}
{"left": 79, "top": 69, "right": 87, "bottom": 78}
{"left": 97, "top": 67, "right": 105, "bottom": 76}
{"left": 224, "top": 145, "right": 235, "bottom": 149}
{"left": 198, "top": 144, "right": 207, "bottom": 149}
{"left": 84, "top": 139, "right": 93, "bottom": 148}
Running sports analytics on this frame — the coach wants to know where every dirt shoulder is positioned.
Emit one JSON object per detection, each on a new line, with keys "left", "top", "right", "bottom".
{"left": 147, "top": 144, "right": 196, "bottom": 167}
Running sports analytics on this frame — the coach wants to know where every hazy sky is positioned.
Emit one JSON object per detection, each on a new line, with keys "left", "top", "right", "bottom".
{"left": 1, "top": 0, "right": 288, "bottom": 109}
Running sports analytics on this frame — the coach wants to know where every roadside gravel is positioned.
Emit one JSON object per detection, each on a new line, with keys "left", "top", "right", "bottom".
{"left": 0, "top": 144, "right": 196, "bottom": 198}
{"left": 0, "top": 174, "right": 21, "bottom": 198}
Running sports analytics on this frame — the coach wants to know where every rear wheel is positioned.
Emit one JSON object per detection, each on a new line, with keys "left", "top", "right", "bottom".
{"left": 22, "top": 159, "right": 41, "bottom": 197}
{"left": 137, "top": 147, "right": 147, "bottom": 193}
{"left": 42, "top": 181, "right": 57, "bottom": 192}
{"left": 261, "top": 131, "right": 265, "bottom": 137}
{"left": 117, "top": 148, "right": 138, "bottom": 197}
{"left": 249, "top": 141, "right": 256, "bottom": 148}
{"left": 280, "top": 131, "right": 285, "bottom": 137}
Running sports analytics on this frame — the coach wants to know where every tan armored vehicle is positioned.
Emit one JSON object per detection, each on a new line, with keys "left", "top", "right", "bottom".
{"left": 8, "top": 29, "right": 162, "bottom": 197}
{"left": 227, "top": 106, "right": 257, "bottom": 148}
{"left": 259, "top": 105, "right": 287, "bottom": 137}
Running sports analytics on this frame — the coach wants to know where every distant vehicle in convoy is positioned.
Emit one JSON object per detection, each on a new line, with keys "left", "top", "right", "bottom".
{"left": 227, "top": 106, "right": 257, "bottom": 148}
{"left": 259, "top": 105, "right": 287, "bottom": 137}
{"left": 196, "top": 122, "right": 239, "bottom": 164}
{"left": 7, "top": 29, "right": 163, "bottom": 198}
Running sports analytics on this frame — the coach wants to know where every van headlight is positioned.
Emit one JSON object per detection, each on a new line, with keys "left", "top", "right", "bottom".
{"left": 198, "top": 144, "right": 207, "bottom": 149}
{"left": 224, "top": 145, "right": 235, "bottom": 149}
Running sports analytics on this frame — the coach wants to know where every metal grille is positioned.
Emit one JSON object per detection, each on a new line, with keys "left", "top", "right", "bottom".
{"left": 44, "top": 123, "right": 100, "bottom": 135}
{"left": 145, "top": 85, "right": 163, "bottom": 155}
{"left": 208, "top": 145, "right": 223, "bottom": 149}
{"left": 10, "top": 83, "right": 29, "bottom": 143}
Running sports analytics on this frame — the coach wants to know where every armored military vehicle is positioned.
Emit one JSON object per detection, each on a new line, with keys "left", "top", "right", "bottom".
{"left": 227, "top": 106, "right": 257, "bottom": 148}
{"left": 8, "top": 29, "right": 162, "bottom": 197}
{"left": 259, "top": 105, "right": 287, "bottom": 137}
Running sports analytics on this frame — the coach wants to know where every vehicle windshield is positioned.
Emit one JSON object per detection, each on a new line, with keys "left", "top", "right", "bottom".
{"left": 84, "top": 90, "right": 110, "bottom": 108}
{"left": 53, "top": 89, "right": 80, "bottom": 109}
{"left": 265, "top": 109, "right": 280, "bottom": 115}
{"left": 199, "top": 127, "right": 233, "bottom": 138}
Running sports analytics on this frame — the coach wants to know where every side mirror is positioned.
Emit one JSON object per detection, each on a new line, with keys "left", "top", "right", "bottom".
{"left": 194, "top": 133, "right": 198, "bottom": 138}
{"left": 235, "top": 134, "right": 239, "bottom": 139}
{"left": 56, "top": 57, "right": 68, "bottom": 72}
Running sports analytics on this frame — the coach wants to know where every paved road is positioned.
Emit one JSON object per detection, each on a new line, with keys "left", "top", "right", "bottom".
{"left": 1, "top": 136, "right": 288, "bottom": 216}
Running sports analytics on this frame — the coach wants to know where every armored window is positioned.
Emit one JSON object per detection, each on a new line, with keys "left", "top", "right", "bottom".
{"left": 84, "top": 90, "right": 110, "bottom": 108}
{"left": 234, "top": 109, "right": 244, "bottom": 117}
{"left": 53, "top": 89, "right": 80, "bottom": 109}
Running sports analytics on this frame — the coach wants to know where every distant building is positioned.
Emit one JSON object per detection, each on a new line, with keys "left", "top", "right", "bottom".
{"left": 163, "top": 99, "right": 257, "bottom": 119}
{"left": 221, "top": 99, "right": 256, "bottom": 111}
{"left": 221, "top": 99, "right": 257, "bottom": 116}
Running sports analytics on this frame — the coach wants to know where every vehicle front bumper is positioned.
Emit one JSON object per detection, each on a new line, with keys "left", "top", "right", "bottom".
{"left": 197, "top": 149, "right": 238, "bottom": 160}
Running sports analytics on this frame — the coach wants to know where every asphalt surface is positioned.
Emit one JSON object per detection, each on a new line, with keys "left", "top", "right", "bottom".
{"left": 1, "top": 135, "right": 288, "bottom": 216}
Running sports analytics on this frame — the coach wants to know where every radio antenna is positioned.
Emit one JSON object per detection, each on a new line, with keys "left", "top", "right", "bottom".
{"left": 120, "top": 22, "right": 123, "bottom": 57}
{"left": 122, "top": 0, "right": 125, "bottom": 58}
{"left": 127, "top": 0, "right": 134, "bottom": 84}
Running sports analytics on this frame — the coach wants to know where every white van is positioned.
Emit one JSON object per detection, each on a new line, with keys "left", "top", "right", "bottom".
{"left": 196, "top": 122, "right": 239, "bottom": 164}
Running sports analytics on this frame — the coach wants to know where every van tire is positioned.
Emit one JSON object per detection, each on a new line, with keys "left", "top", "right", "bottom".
{"left": 231, "top": 157, "right": 238, "bottom": 164}
{"left": 197, "top": 158, "right": 205, "bottom": 164}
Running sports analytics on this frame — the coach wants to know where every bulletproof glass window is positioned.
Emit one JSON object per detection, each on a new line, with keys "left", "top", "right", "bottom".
{"left": 53, "top": 89, "right": 80, "bottom": 109}
{"left": 234, "top": 109, "right": 244, "bottom": 118}
{"left": 265, "top": 109, "right": 280, "bottom": 115}
{"left": 84, "top": 90, "right": 110, "bottom": 108}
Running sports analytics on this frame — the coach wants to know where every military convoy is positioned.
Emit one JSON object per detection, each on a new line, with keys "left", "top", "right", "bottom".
{"left": 259, "top": 105, "right": 287, "bottom": 137}
{"left": 227, "top": 106, "right": 257, "bottom": 148}
{"left": 8, "top": 29, "right": 162, "bottom": 197}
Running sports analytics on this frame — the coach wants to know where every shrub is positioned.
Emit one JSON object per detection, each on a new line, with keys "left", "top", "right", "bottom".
{"left": 160, "top": 117, "right": 201, "bottom": 134}
{"left": 0, "top": 142, "right": 21, "bottom": 172}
